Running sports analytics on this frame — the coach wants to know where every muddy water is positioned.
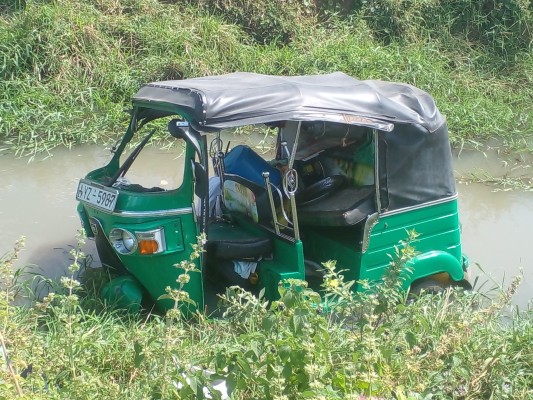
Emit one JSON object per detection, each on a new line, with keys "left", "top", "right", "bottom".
{"left": 454, "top": 149, "right": 533, "bottom": 309}
{"left": 0, "top": 143, "right": 531, "bottom": 308}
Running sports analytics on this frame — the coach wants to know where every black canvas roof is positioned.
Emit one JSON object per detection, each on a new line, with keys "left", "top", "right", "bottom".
{"left": 133, "top": 72, "right": 445, "bottom": 133}
{"left": 132, "top": 72, "right": 456, "bottom": 211}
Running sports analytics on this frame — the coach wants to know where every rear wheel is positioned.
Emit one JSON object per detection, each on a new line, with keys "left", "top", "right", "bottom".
{"left": 409, "top": 279, "right": 448, "bottom": 297}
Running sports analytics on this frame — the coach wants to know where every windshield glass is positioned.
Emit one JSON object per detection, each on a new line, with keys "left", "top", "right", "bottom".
{"left": 114, "top": 119, "right": 187, "bottom": 192}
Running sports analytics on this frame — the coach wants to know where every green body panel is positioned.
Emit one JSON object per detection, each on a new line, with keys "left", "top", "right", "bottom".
{"left": 81, "top": 206, "right": 204, "bottom": 312}
{"left": 362, "top": 198, "right": 463, "bottom": 284}
{"left": 231, "top": 214, "right": 306, "bottom": 300}
{"left": 111, "top": 214, "right": 202, "bottom": 311}
{"left": 78, "top": 144, "right": 205, "bottom": 312}
{"left": 300, "top": 225, "right": 363, "bottom": 283}
{"left": 300, "top": 198, "right": 464, "bottom": 290}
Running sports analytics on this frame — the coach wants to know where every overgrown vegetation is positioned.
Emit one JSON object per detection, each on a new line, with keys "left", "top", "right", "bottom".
{"left": 1, "top": 2, "right": 531, "bottom": 398}
{"left": 0, "top": 0, "right": 532, "bottom": 156}
{"left": 0, "top": 234, "right": 531, "bottom": 399}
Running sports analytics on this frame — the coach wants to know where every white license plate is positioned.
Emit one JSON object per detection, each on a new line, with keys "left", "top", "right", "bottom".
{"left": 76, "top": 180, "right": 118, "bottom": 212}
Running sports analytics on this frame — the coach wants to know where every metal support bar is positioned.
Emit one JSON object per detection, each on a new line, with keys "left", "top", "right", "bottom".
{"left": 263, "top": 172, "right": 280, "bottom": 235}
{"left": 289, "top": 192, "right": 300, "bottom": 241}
{"left": 373, "top": 129, "right": 381, "bottom": 213}
{"left": 216, "top": 150, "right": 225, "bottom": 190}
{"left": 288, "top": 121, "right": 302, "bottom": 170}
{"left": 283, "top": 168, "right": 300, "bottom": 241}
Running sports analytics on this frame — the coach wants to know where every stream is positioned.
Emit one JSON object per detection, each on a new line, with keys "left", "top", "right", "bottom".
{"left": 0, "top": 142, "right": 531, "bottom": 309}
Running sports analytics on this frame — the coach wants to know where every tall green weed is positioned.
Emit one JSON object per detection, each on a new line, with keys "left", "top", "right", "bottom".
{"left": 193, "top": 0, "right": 316, "bottom": 45}
{"left": 0, "top": 233, "right": 531, "bottom": 399}
{"left": 1, "top": 0, "right": 532, "bottom": 155}
{"left": 316, "top": 0, "right": 533, "bottom": 60}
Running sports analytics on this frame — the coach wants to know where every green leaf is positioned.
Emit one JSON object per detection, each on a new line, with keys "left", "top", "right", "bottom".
{"left": 282, "top": 362, "right": 292, "bottom": 380}
{"left": 180, "top": 297, "right": 197, "bottom": 306}
{"left": 279, "top": 344, "right": 291, "bottom": 362}
{"left": 133, "top": 341, "right": 144, "bottom": 368}
{"left": 405, "top": 331, "right": 416, "bottom": 348}
{"left": 290, "top": 349, "right": 306, "bottom": 368}
{"left": 262, "top": 313, "right": 276, "bottom": 333}
{"left": 381, "top": 347, "right": 393, "bottom": 361}
{"left": 236, "top": 356, "right": 252, "bottom": 379}
{"left": 249, "top": 340, "right": 260, "bottom": 360}
{"left": 283, "top": 291, "right": 297, "bottom": 308}
{"left": 215, "top": 353, "right": 227, "bottom": 372}
{"left": 291, "top": 307, "right": 308, "bottom": 334}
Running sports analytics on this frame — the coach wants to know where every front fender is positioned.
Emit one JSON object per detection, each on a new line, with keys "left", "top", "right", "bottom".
{"left": 406, "top": 250, "right": 465, "bottom": 288}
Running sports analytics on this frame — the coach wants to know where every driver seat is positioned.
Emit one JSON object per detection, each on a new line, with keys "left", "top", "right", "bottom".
{"left": 206, "top": 219, "right": 273, "bottom": 261}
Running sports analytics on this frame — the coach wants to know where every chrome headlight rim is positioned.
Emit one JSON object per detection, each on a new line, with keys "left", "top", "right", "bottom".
{"left": 109, "top": 228, "right": 138, "bottom": 255}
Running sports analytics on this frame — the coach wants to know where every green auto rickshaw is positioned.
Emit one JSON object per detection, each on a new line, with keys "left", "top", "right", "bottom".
{"left": 76, "top": 72, "right": 470, "bottom": 313}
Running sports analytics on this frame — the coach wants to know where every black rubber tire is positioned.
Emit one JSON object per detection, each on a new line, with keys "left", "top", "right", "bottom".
{"left": 409, "top": 279, "right": 448, "bottom": 297}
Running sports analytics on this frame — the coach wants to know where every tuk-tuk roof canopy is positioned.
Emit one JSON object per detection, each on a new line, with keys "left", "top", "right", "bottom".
{"left": 133, "top": 72, "right": 456, "bottom": 210}
{"left": 133, "top": 72, "right": 446, "bottom": 133}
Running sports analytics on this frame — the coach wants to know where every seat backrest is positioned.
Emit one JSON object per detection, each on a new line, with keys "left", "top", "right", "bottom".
{"left": 222, "top": 174, "right": 277, "bottom": 224}
{"left": 223, "top": 176, "right": 260, "bottom": 222}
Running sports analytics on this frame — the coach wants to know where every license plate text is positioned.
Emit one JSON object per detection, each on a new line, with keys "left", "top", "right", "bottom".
{"left": 76, "top": 181, "right": 118, "bottom": 212}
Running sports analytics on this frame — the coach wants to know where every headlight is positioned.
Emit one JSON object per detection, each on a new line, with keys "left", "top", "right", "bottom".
{"left": 109, "top": 228, "right": 138, "bottom": 255}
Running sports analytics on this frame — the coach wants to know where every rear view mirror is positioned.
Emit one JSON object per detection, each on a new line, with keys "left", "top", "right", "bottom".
{"left": 168, "top": 119, "right": 204, "bottom": 163}
{"left": 168, "top": 119, "right": 190, "bottom": 139}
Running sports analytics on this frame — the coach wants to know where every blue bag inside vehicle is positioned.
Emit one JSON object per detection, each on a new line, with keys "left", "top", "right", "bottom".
{"left": 223, "top": 145, "right": 282, "bottom": 188}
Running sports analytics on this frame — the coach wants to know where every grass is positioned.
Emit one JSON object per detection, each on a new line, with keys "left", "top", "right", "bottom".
{"left": 460, "top": 171, "right": 533, "bottom": 192}
{"left": 0, "top": 0, "right": 532, "bottom": 158}
{"left": 0, "top": 234, "right": 532, "bottom": 399}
